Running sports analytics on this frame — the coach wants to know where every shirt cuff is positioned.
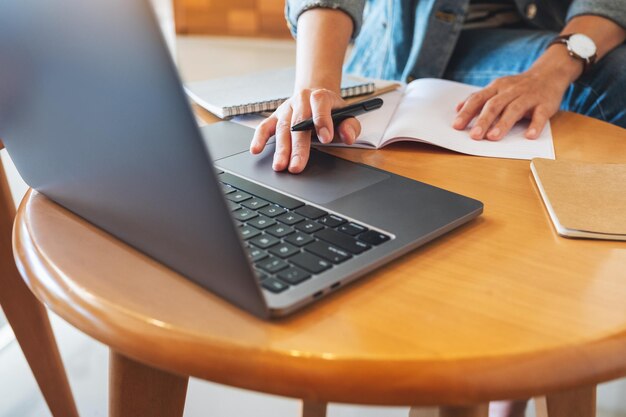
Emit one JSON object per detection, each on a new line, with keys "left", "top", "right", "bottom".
{"left": 286, "top": 0, "right": 365, "bottom": 39}
{"left": 567, "top": 0, "right": 626, "bottom": 30}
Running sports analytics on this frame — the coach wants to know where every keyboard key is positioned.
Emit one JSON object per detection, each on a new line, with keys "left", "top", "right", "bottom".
{"left": 295, "top": 221, "right": 324, "bottom": 233}
{"left": 247, "top": 215, "right": 276, "bottom": 230}
{"left": 221, "top": 184, "right": 236, "bottom": 194}
{"left": 314, "top": 228, "right": 370, "bottom": 254}
{"left": 256, "top": 256, "right": 289, "bottom": 274}
{"left": 358, "top": 230, "right": 391, "bottom": 246}
{"left": 247, "top": 247, "right": 268, "bottom": 262}
{"left": 269, "top": 242, "right": 300, "bottom": 258}
{"left": 284, "top": 232, "right": 314, "bottom": 247}
{"left": 295, "top": 205, "right": 327, "bottom": 220}
{"left": 338, "top": 222, "right": 368, "bottom": 236}
{"left": 239, "top": 225, "right": 261, "bottom": 240}
{"left": 259, "top": 205, "right": 287, "bottom": 218}
{"left": 277, "top": 212, "right": 305, "bottom": 225}
{"left": 249, "top": 234, "right": 280, "bottom": 249}
{"left": 266, "top": 224, "right": 295, "bottom": 238}
{"left": 290, "top": 252, "right": 332, "bottom": 274}
{"left": 305, "top": 241, "right": 352, "bottom": 264}
{"left": 232, "top": 208, "right": 258, "bottom": 222}
{"left": 219, "top": 173, "right": 304, "bottom": 210}
{"left": 226, "top": 191, "right": 252, "bottom": 203}
{"left": 262, "top": 278, "right": 290, "bottom": 293}
{"left": 242, "top": 198, "right": 269, "bottom": 210}
{"left": 318, "top": 214, "right": 346, "bottom": 228}
{"left": 226, "top": 200, "right": 240, "bottom": 211}
{"left": 255, "top": 270, "right": 270, "bottom": 281}
{"left": 277, "top": 267, "right": 311, "bottom": 285}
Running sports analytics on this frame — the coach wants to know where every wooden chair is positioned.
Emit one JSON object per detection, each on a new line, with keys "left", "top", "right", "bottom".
{"left": 0, "top": 144, "right": 78, "bottom": 417}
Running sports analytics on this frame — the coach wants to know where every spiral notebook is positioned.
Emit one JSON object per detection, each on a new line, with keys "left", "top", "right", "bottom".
{"left": 184, "top": 67, "right": 375, "bottom": 119}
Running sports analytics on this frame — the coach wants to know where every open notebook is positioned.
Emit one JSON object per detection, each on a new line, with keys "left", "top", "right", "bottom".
{"left": 234, "top": 78, "right": 555, "bottom": 161}
{"left": 319, "top": 78, "right": 555, "bottom": 160}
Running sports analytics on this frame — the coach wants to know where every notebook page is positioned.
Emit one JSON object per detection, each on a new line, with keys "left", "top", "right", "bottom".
{"left": 351, "top": 89, "right": 403, "bottom": 148}
{"left": 381, "top": 79, "right": 555, "bottom": 160}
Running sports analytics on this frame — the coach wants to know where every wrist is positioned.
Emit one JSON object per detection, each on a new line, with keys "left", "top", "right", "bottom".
{"left": 530, "top": 45, "right": 583, "bottom": 86}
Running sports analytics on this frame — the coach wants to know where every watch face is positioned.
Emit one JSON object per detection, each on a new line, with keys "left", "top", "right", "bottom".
{"left": 568, "top": 34, "right": 597, "bottom": 59}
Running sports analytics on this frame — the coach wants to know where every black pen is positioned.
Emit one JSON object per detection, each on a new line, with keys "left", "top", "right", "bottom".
{"left": 291, "top": 98, "right": 383, "bottom": 132}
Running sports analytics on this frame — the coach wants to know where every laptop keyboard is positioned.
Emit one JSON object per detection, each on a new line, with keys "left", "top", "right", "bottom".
{"left": 217, "top": 172, "right": 391, "bottom": 294}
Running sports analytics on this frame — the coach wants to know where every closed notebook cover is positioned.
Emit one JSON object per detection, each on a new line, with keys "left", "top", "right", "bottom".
{"left": 531, "top": 158, "right": 626, "bottom": 238}
{"left": 185, "top": 67, "right": 375, "bottom": 118}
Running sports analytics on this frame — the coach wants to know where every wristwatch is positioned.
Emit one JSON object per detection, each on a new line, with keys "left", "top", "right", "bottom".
{"left": 549, "top": 33, "right": 598, "bottom": 73}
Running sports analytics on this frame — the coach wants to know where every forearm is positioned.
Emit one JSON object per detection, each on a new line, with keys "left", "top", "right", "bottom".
{"left": 294, "top": 9, "right": 353, "bottom": 93}
{"left": 531, "top": 15, "right": 626, "bottom": 84}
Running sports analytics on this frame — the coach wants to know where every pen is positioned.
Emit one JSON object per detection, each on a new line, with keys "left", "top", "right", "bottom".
{"left": 291, "top": 98, "right": 384, "bottom": 132}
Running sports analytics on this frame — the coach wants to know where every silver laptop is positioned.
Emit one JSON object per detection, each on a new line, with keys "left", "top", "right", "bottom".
{"left": 0, "top": 0, "right": 483, "bottom": 318}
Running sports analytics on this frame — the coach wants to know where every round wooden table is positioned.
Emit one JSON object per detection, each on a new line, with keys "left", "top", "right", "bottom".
{"left": 13, "top": 112, "right": 626, "bottom": 417}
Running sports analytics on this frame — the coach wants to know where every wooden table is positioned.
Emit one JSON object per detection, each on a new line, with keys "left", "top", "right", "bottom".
{"left": 12, "top": 112, "right": 626, "bottom": 417}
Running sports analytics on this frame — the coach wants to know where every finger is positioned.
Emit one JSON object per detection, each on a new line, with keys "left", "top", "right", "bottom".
{"left": 251, "top": 114, "right": 278, "bottom": 154}
{"left": 526, "top": 106, "right": 551, "bottom": 139}
{"left": 273, "top": 108, "right": 293, "bottom": 171}
{"left": 455, "top": 100, "right": 466, "bottom": 112}
{"left": 453, "top": 88, "right": 497, "bottom": 130}
{"left": 470, "top": 93, "right": 516, "bottom": 140}
{"left": 288, "top": 131, "right": 312, "bottom": 174}
{"left": 486, "top": 98, "right": 530, "bottom": 141}
{"left": 310, "top": 89, "right": 337, "bottom": 143}
{"left": 289, "top": 94, "right": 313, "bottom": 174}
{"left": 337, "top": 117, "right": 361, "bottom": 145}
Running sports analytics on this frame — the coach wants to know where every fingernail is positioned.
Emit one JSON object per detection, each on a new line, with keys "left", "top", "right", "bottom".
{"left": 488, "top": 128, "right": 500, "bottom": 140}
{"left": 319, "top": 127, "right": 331, "bottom": 143}
{"left": 470, "top": 126, "right": 483, "bottom": 139}
{"left": 453, "top": 117, "right": 463, "bottom": 129}
{"left": 527, "top": 128, "right": 537, "bottom": 139}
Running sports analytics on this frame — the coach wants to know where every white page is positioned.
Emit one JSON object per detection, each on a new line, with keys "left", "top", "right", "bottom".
{"left": 382, "top": 79, "right": 555, "bottom": 160}
{"left": 351, "top": 89, "right": 403, "bottom": 147}
{"left": 313, "top": 89, "right": 403, "bottom": 148}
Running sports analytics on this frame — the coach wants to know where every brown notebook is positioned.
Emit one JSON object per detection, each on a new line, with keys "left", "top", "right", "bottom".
{"left": 531, "top": 158, "right": 626, "bottom": 240}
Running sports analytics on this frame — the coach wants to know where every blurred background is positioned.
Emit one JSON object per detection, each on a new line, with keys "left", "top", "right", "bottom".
{"left": 1, "top": 0, "right": 625, "bottom": 416}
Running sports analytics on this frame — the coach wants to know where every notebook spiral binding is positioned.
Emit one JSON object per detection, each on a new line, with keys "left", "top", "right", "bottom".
{"left": 221, "top": 84, "right": 376, "bottom": 118}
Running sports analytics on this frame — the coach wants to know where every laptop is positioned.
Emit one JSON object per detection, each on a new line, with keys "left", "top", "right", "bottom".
{"left": 0, "top": 0, "right": 483, "bottom": 319}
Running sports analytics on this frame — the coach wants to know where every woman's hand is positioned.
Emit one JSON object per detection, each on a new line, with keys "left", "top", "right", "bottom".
{"left": 250, "top": 88, "right": 362, "bottom": 174}
{"left": 453, "top": 45, "right": 582, "bottom": 141}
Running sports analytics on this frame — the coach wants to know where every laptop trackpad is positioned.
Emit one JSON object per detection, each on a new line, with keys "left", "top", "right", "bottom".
{"left": 215, "top": 144, "right": 389, "bottom": 204}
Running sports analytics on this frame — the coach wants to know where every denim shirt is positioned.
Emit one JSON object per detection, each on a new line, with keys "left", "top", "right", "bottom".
{"left": 286, "top": 0, "right": 626, "bottom": 81}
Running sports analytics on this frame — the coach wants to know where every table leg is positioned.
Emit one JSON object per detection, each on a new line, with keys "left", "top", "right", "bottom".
{"left": 439, "top": 404, "right": 488, "bottom": 417}
{"left": 534, "top": 385, "right": 596, "bottom": 417}
{"left": 109, "top": 351, "right": 189, "bottom": 417}
{"left": 0, "top": 161, "right": 78, "bottom": 417}
{"left": 301, "top": 400, "right": 327, "bottom": 417}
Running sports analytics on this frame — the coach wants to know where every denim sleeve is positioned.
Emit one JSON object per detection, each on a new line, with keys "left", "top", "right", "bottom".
{"left": 285, "top": 0, "right": 366, "bottom": 39}
{"left": 566, "top": 0, "right": 626, "bottom": 29}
